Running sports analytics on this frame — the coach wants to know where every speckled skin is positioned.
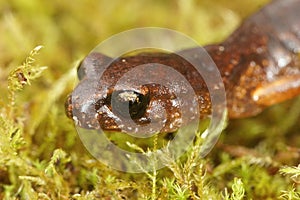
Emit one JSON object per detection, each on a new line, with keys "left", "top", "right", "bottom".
{"left": 207, "top": 0, "right": 300, "bottom": 117}
{"left": 66, "top": 0, "right": 300, "bottom": 133}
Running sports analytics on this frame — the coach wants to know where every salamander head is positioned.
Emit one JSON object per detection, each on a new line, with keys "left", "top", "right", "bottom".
{"left": 66, "top": 52, "right": 203, "bottom": 134}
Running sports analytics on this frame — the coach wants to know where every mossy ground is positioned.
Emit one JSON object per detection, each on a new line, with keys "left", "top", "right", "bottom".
{"left": 0, "top": 0, "right": 299, "bottom": 199}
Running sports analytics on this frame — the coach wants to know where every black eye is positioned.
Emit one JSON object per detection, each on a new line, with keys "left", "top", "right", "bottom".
{"left": 111, "top": 90, "right": 150, "bottom": 120}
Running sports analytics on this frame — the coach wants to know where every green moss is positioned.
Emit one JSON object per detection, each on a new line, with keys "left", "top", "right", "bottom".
{"left": 0, "top": 0, "right": 299, "bottom": 199}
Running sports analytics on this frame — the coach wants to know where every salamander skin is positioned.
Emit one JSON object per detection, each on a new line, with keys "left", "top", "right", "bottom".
{"left": 206, "top": 0, "right": 300, "bottom": 118}
{"left": 65, "top": 0, "right": 300, "bottom": 133}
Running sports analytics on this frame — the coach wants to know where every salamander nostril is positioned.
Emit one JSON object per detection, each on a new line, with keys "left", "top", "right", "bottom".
{"left": 77, "top": 60, "right": 86, "bottom": 80}
{"left": 111, "top": 90, "right": 150, "bottom": 120}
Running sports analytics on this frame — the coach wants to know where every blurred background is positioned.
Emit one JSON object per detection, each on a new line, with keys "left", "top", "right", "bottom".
{"left": 0, "top": 0, "right": 269, "bottom": 75}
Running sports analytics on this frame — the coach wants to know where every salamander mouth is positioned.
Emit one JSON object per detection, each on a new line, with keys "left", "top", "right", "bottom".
{"left": 65, "top": 94, "right": 73, "bottom": 119}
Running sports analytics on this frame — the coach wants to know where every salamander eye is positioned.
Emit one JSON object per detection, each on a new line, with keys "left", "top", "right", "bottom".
{"left": 111, "top": 90, "right": 150, "bottom": 120}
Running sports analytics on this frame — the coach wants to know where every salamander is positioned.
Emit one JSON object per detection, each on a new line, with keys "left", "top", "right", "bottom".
{"left": 65, "top": 0, "right": 300, "bottom": 134}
